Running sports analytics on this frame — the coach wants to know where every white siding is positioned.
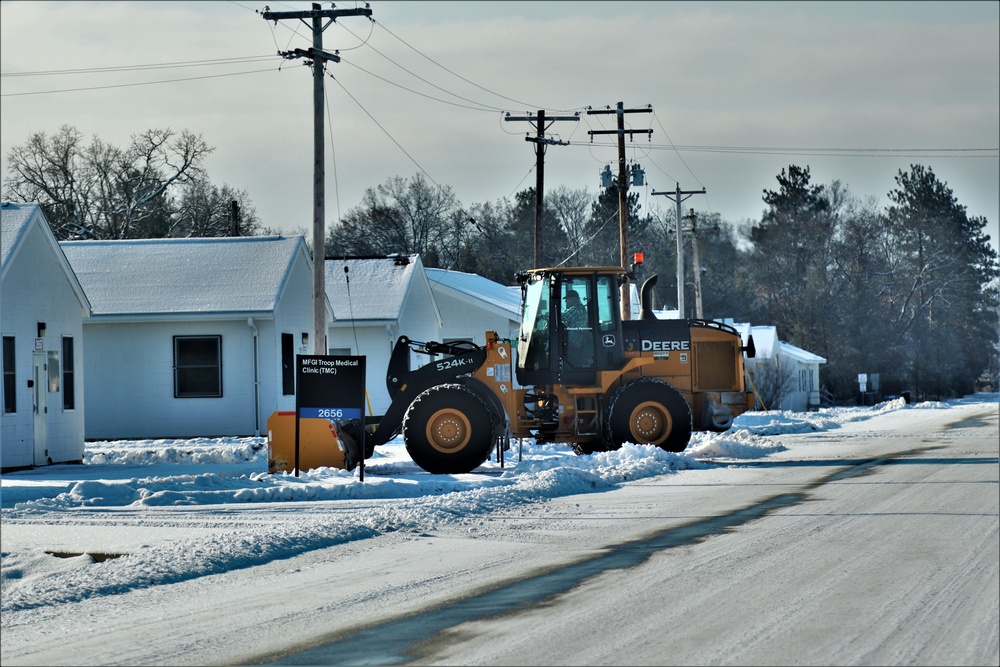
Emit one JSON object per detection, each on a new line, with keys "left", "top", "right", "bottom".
{"left": 265, "top": 248, "right": 317, "bottom": 420}
{"left": 398, "top": 276, "right": 442, "bottom": 346}
{"left": 434, "top": 289, "right": 519, "bottom": 345}
{"left": 62, "top": 235, "right": 319, "bottom": 440}
{"left": 82, "top": 320, "right": 258, "bottom": 439}
{"left": 1, "top": 217, "right": 86, "bottom": 467}
{"left": 327, "top": 324, "right": 395, "bottom": 415}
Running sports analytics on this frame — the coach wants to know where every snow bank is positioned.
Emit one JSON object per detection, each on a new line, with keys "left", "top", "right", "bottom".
{"left": 4, "top": 396, "right": 933, "bottom": 513}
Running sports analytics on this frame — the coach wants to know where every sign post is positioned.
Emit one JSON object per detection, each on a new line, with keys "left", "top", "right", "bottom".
{"left": 295, "top": 354, "right": 366, "bottom": 479}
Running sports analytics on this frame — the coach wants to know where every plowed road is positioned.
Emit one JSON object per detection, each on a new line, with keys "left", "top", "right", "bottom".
{"left": 264, "top": 403, "right": 999, "bottom": 666}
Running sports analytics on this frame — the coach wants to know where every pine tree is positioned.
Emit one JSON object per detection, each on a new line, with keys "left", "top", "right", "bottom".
{"left": 886, "top": 165, "right": 1000, "bottom": 398}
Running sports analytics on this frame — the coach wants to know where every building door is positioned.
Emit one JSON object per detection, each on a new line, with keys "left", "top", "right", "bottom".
{"left": 32, "top": 352, "right": 47, "bottom": 465}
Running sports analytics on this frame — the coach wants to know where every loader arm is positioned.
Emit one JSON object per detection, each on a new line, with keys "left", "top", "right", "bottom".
{"left": 367, "top": 336, "right": 488, "bottom": 452}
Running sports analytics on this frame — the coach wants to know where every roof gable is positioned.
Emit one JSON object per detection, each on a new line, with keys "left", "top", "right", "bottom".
{"left": 1, "top": 202, "right": 91, "bottom": 313}
{"left": 325, "top": 255, "right": 431, "bottom": 322}
{"left": 729, "top": 322, "right": 779, "bottom": 358}
{"left": 779, "top": 341, "right": 827, "bottom": 364}
{"left": 425, "top": 267, "right": 520, "bottom": 319}
{"left": 60, "top": 235, "right": 307, "bottom": 318}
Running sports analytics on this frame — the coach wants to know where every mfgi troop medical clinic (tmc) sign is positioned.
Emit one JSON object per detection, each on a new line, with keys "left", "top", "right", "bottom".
{"left": 295, "top": 355, "right": 366, "bottom": 476}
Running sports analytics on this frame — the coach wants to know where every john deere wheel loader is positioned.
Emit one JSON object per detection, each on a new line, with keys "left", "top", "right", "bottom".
{"left": 318, "top": 265, "right": 756, "bottom": 475}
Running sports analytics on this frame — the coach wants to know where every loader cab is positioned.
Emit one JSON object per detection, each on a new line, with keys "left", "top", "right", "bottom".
{"left": 516, "top": 268, "right": 627, "bottom": 386}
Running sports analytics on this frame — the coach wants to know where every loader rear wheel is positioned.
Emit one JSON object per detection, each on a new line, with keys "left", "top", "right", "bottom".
{"left": 404, "top": 384, "right": 496, "bottom": 474}
{"left": 606, "top": 378, "right": 692, "bottom": 452}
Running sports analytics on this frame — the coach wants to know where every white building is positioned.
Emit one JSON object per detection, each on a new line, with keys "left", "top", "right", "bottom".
{"left": 1, "top": 203, "right": 91, "bottom": 469}
{"left": 61, "top": 235, "right": 326, "bottom": 439}
{"left": 425, "top": 267, "right": 521, "bottom": 345}
{"left": 324, "top": 255, "right": 442, "bottom": 415}
{"left": 732, "top": 323, "right": 827, "bottom": 412}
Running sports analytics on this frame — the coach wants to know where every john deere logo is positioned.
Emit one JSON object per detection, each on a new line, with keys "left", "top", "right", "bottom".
{"left": 642, "top": 339, "right": 690, "bottom": 352}
{"left": 603, "top": 334, "right": 616, "bottom": 347}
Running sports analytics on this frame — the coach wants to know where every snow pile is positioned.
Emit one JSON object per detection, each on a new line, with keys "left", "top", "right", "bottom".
{"left": 4, "top": 397, "right": 930, "bottom": 513}
{"left": 84, "top": 436, "right": 265, "bottom": 466}
{"left": 687, "top": 428, "right": 786, "bottom": 459}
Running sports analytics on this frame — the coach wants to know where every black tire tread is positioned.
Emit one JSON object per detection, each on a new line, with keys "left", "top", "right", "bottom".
{"left": 605, "top": 378, "right": 692, "bottom": 452}
{"left": 403, "top": 383, "right": 496, "bottom": 474}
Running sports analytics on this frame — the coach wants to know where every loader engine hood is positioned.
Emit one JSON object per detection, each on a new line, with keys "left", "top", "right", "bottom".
{"left": 622, "top": 319, "right": 692, "bottom": 357}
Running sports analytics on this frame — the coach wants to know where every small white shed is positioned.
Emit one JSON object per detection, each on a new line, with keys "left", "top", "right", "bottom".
{"left": 61, "top": 235, "right": 326, "bottom": 439}
{"left": 731, "top": 323, "right": 826, "bottom": 412}
{"left": 1, "top": 202, "right": 91, "bottom": 469}
{"left": 325, "top": 255, "right": 442, "bottom": 415}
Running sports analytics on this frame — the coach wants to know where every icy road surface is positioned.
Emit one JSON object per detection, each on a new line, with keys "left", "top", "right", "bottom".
{"left": 1, "top": 396, "right": 997, "bottom": 666}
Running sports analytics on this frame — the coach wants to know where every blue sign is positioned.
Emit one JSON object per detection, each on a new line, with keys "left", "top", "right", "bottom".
{"left": 298, "top": 406, "right": 363, "bottom": 420}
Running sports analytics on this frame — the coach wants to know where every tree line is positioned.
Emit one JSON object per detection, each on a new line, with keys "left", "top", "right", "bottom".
{"left": 3, "top": 125, "right": 265, "bottom": 239}
{"left": 326, "top": 166, "right": 999, "bottom": 403}
{"left": 5, "top": 127, "right": 998, "bottom": 403}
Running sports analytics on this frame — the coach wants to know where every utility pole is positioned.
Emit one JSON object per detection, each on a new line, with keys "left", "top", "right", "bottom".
{"left": 686, "top": 209, "right": 704, "bottom": 319}
{"left": 652, "top": 183, "right": 705, "bottom": 319}
{"left": 504, "top": 111, "right": 579, "bottom": 268}
{"left": 228, "top": 200, "right": 240, "bottom": 237}
{"left": 261, "top": 3, "right": 372, "bottom": 355}
{"left": 587, "top": 102, "right": 652, "bottom": 319}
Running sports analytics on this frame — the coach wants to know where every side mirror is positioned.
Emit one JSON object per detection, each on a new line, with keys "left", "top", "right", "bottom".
{"left": 743, "top": 335, "right": 756, "bottom": 359}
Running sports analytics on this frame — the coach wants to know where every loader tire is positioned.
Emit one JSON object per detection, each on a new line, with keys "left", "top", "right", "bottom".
{"left": 605, "top": 378, "right": 692, "bottom": 452}
{"left": 404, "top": 384, "right": 496, "bottom": 474}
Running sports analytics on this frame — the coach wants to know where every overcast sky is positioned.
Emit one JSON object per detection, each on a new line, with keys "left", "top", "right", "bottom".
{"left": 2, "top": 1, "right": 997, "bottom": 256}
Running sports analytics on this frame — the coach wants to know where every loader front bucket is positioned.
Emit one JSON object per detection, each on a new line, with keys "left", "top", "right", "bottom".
{"left": 266, "top": 411, "right": 359, "bottom": 473}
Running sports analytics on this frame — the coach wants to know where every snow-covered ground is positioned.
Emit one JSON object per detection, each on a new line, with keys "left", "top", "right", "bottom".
{"left": 2, "top": 395, "right": 997, "bottom": 666}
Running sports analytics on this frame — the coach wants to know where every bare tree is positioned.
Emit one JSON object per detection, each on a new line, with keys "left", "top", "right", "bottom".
{"left": 173, "top": 180, "right": 262, "bottom": 238}
{"left": 326, "top": 173, "right": 460, "bottom": 259}
{"left": 4, "top": 125, "right": 213, "bottom": 239}
{"left": 4, "top": 126, "right": 95, "bottom": 238}
{"left": 548, "top": 185, "right": 592, "bottom": 259}
{"left": 746, "top": 355, "right": 796, "bottom": 411}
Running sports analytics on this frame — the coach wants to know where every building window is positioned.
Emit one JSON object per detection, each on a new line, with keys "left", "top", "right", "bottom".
{"left": 282, "top": 333, "right": 295, "bottom": 395}
{"left": 174, "top": 336, "right": 222, "bottom": 398}
{"left": 47, "top": 350, "right": 60, "bottom": 393}
{"left": 799, "top": 369, "right": 814, "bottom": 393}
{"left": 2, "top": 336, "right": 14, "bottom": 414}
{"left": 62, "top": 337, "right": 75, "bottom": 410}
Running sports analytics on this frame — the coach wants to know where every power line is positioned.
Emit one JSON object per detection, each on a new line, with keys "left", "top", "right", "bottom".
{"left": 567, "top": 141, "right": 998, "bottom": 158}
{"left": 556, "top": 208, "right": 619, "bottom": 268}
{"left": 0, "top": 68, "right": 276, "bottom": 97}
{"left": 340, "top": 18, "right": 593, "bottom": 118}
{"left": 506, "top": 164, "right": 536, "bottom": 200}
{"left": 642, "top": 144, "right": 999, "bottom": 157}
{"left": 652, "top": 109, "right": 705, "bottom": 191}
{"left": 370, "top": 19, "right": 549, "bottom": 112}
{"left": 1, "top": 55, "right": 277, "bottom": 77}
{"left": 340, "top": 59, "right": 499, "bottom": 112}
{"left": 336, "top": 22, "right": 509, "bottom": 113}
{"left": 325, "top": 78, "right": 343, "bottom": 230}
{"left": 466, "top": 216, "right": 521, "bottom": 267}
{"left": 328, "top": 74, "right": 444, "bottom": 191}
